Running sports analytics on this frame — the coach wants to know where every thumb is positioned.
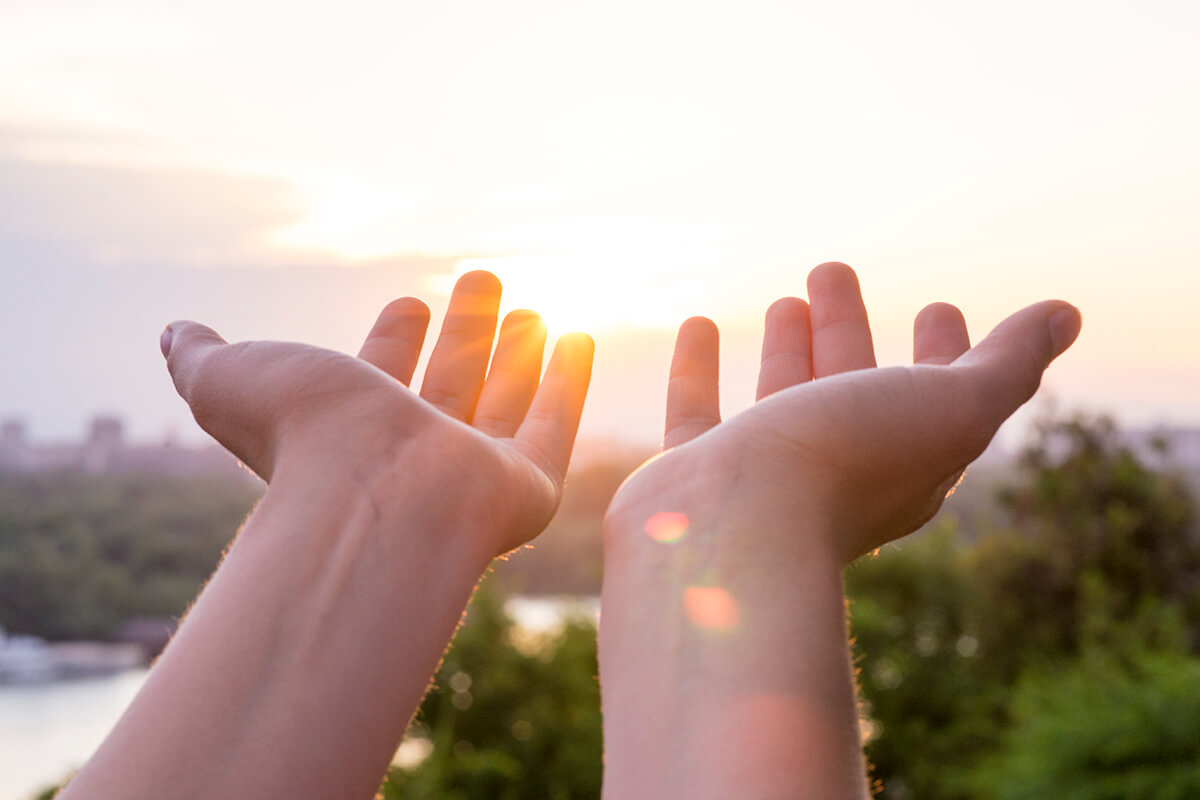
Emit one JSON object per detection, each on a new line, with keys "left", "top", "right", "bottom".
{"left": 953, "top": 300, "right": 1082, "bottom": 427}
{"left": 160, "top": 321, "right": 274, "bottom": 479}
{"left": 161, "top": 321, "right": 228, "bottom": 406}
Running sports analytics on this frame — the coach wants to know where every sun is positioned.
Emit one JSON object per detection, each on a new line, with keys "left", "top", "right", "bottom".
{"left": 268, "top": 168, "right": 720, "bottom": 339}
{"left": 445, "top": 250, "right": 707, "bottom": 340}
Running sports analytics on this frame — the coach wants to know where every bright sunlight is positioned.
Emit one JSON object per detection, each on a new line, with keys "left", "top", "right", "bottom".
{"left": 431, "top": 223, "right": 714, "bottom": 337}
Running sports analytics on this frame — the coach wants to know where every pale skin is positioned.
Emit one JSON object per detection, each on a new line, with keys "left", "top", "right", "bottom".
{"left": 598, "top": 262, "right": 1082, "bottom": 799}
{"left": 59, "top": 270, "right": 594, "bottom": 800}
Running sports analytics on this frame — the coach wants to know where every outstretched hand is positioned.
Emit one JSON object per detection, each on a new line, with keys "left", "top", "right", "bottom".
{"left": 161, "top": 270, "right": 594, "bottom": 557}
{"left": 65, "top": 272, "right": 592, "bottom": 800}
{"left": 610, "top": 260, "right": 1082, "bottom": 563}
{"left": 598, "top": 262, "right": 1081, "bottom": 800}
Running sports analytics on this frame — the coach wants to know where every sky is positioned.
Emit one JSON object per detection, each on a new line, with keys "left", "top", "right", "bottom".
{"left": 1, "top": 0, "right": 1198, "bottom": 453}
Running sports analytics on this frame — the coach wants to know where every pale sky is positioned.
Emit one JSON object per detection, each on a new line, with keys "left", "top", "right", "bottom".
{"left": 1, "top": 0, "right": 1197, "bottom": 451}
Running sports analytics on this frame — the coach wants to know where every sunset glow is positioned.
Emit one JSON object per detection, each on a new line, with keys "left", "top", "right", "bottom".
{"left": 447, "top": 246, "right": 709, "bottom": 337}
{"left": 0, "top": 1, "right": 1197, "bottom": 446}
{"left": 3, "top": 7, "right": 1200, "bottom": 800}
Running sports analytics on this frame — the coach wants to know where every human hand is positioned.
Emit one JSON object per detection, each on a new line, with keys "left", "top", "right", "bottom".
{"left": 607, "top": 261, "right": 1081, "bottom": 564}
{"left": 161, "top": 270, "right": 594, "bottom": 558}
{"left": 67, "top": 274, "right": 591, "bottom": 800}
{"left": 598, "top": 262, "right": 1080, "bottom": 799}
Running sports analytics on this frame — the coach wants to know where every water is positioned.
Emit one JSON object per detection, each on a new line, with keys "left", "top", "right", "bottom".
{"left": 0, "top": 670, "right": 147, "bottom": 800}
{"left": 0, "top": 596, "right": 598, "bottom": 800}
{"left": 505, "top": 594, "right": 600, "bottom": 632}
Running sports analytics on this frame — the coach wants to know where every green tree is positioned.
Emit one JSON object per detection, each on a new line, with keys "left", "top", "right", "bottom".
{"left": 973, "top": 651, "right": 1200, "bottom": 800}
{"left": 0, "top": 471, "right": 260, "bottom": 639}
{"left": 850, "top": 414, "right": 1200, "bottom": 799}
{"left": 848, "top": 521, "right": 1003, "bottom": 799}
{"left": 985, "top": 415, "right": 1200, "bottom": 658}
{"left": 380, "top": 587, "right": 602, "bottom": 800}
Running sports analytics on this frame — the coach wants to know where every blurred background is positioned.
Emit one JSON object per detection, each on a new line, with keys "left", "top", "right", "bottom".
{"left": 1, "top": 1, "right": 1198, "bottom": 797}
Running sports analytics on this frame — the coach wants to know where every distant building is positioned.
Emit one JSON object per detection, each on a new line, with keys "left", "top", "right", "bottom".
{"left": 0, "top": 414, "right": 259, "bottom": 483}
{"left": 83, "top": 415, "right": 125, "bottom": 473}
{"left": 0, "top": 626, "right": 145, "bottom": 684}
{"left": 0, "top": 419, "right": 29, "bottom": 470}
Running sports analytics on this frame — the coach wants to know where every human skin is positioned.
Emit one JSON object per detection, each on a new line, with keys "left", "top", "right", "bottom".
{"left": 598, "top": 262, "right": 1082, "bottom": 799}
{"left": 59, "top": 271, "right": 594, "bottom": 800}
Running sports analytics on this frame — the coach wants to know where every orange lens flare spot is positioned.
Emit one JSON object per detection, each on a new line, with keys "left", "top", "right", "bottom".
{"left": 645, "top": 511, "right": 689, "bottom": 543}
{"left": 683, "top": 586, "right": 740, "bottom": 632}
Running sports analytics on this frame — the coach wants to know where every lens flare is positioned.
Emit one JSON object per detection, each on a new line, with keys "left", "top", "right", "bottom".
{"left": 645, "top": 511, "right": 689, "bottom": 543}
{"left": 683, "top": 586, "right": 740, "bottom": 632}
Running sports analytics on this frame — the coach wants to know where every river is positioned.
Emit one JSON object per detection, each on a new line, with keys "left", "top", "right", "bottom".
{"left": 0, "top": 670, "right": 147, "bottom": 800}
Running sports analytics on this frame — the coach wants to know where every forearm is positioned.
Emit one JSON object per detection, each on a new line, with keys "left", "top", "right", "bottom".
{"left": 599, "top": 500, "right": 869, "bottom": 800}
{"left": 62, "top": 460, "right": 494, "bottom": 800}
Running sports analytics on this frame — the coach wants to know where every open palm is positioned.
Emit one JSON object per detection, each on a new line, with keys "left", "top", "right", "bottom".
{"left": 609, "top": 262, "right": 1081, "bottom": 562}
{"left": 162, "top": 270, "right": 594, "bottom": 556}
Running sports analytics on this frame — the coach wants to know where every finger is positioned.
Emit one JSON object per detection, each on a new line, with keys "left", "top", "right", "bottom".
{"left": 806, "top": 261, "right": 877, "bottom": 377}
{"left": 161, "top": 321, "right": 273, "bottom": 477}
{"left": 665, "top": 316, "right": 721, "bottom": 449}
{"left": 357, "top": 297, "right": 431, "bottom": 385}
{"left": 473, "top": 310, "right": 549, "bottom": 438}
{"left": 953, "top": 300, "right": 1082, "bottom": 427}
{"left": 913, "top": 302, "right": 970, "bottom": 365}
{"left": 512, "top": 332, "right": 595, "bottom": 487}
{"left": 419, "top": 271, "right": 503, "bottom": 422}
{"left": 756, "top": 297, "right": 813, "bottom": 400}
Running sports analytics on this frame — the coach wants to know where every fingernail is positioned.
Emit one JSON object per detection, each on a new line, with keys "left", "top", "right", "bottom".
{"left": 160, "top": 326, "right": 174, "bottom": 358}
{"left": 1048, "top": 306, "right": 1081, "bottom": 356}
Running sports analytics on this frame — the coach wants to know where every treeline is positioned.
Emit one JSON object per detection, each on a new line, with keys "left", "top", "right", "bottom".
{"left": 0, "top": 454, "right": 640, "bottom": 642}
{"left": 848, "top": 415, "right": 1200, "bottom": 797}
{"left": 0, "top": 471, "right": 261, "bottom": 640}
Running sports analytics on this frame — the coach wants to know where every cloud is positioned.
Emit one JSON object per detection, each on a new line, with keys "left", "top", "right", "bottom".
{"left": 0, "top": 143, "right": 470, "bottom": 441}
{"left": 0, "top": 150, "right": 306, "bottom": 268}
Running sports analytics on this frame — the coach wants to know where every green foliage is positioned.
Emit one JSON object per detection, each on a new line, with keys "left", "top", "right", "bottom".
{"left": 380, "top": 587, "right": 602, "bottom": 800}
{"left": 850, "top": 414, "right": 1200, "bottom": 799}
{"left": 0, "top": 471, "right": 260, "bottom": 639}
{"left": 848, "top": 523, "right": 1003, "bottom": 798}
{"left": 992, "top": 415, "right": 1200, "bottom": 653}
{"left": 974, "top": 652, "right": 1200, "bottom": 800}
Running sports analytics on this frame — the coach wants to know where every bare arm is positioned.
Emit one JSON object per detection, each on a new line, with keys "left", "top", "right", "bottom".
{"left": 61, "top": 271, "right": 594, "bottom": 800}
{"left": 599, "top": 262, "right": 1081, "bottom": 799}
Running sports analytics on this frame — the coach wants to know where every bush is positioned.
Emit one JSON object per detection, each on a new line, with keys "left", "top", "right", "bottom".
{"left": 973, "top": 652, "right": 1200, "bottom": 800}
{"left": 380, "top": 587, "right": 602, "bottom": 800}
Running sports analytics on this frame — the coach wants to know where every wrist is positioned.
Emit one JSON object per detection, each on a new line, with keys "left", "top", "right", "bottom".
{"left": 266, "top": 428, "right": 507, "bottom": 571}
{"left": 599, "top": 458, "right": 866, "bottom": 798}
{"left": 600, "top": 537, "right": 862, "bottom": 799}
{"left": 602, "top": 445, "right": 842, "bottom": 578}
